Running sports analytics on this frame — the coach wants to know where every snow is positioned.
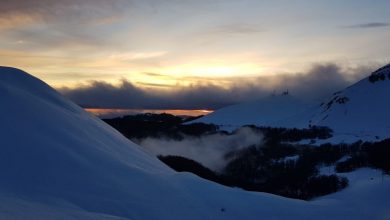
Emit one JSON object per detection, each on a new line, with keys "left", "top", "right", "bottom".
{"left": 0, "top": 195, "right": 127, "bottom": 220}
{"left": 283, "top": 155, "right": 299, "bottom": 162}
{"left": 273, "top": 155, "right": 300, "bottom": 164}
{"left": 0, "top": 66, "right": 390, "bottom": 219}
{"left": 293, "top": 70, "right": 381, "bottom": 143}
{"left": 314, "top": 168, "right": 390, "bottom": 219}
{"left": 191, "top": 94, "right": 311, "bottom": 131}
{"left": 317, "top": 154, "right": 351, "bottom": 176}
{"left": 296, "top": 133, "right": 377, "bottom": 146}
{"left": 318, "top": 165, "right": 336, "bottom": 176}
{"left": 302, "top": 64, "right": 390, "bottom": 142}
{"left": 337, "top": 155, "right": 352, "bottom": 163}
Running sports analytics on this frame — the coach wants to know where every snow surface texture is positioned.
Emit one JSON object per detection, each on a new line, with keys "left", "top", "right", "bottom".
{"left": 0, "top": 66, "right": 389, "bottom": 219}
{"left": 192, "top": 64, "right": 390, "bottom": 144}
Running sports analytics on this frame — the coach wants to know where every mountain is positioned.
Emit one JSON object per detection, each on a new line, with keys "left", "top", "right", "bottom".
{"left": 191, "top": 94, "right": 310, "bottom": 131}
{"left": 303, "top": 63, "right": 390, "bottom": 143}
{"left": 0, "top": 66, "right": 389, "bottom": 219}
{"left": 192, "top": 64, "right": 390, "bottom": 144}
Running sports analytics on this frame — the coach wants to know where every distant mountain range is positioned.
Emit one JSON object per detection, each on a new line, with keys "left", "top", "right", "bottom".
{"left": 192, "top": 63, "right": 390, "bottom": 144}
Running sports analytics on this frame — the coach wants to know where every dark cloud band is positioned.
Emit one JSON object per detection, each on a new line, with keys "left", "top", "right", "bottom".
{"left": 344, "top": 22, "right": 390, "bottom": 29}
{"left": 59, "top": 63, "right": 375, "bottom": 110}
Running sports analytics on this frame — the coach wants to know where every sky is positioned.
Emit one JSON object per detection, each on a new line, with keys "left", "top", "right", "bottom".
{"left": 1, "top": 0, "right": 390, "bottom": 109}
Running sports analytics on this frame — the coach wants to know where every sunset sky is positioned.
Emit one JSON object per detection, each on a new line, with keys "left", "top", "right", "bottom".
{"left": 1, "top": 0, "right": 390, "bottom": 109}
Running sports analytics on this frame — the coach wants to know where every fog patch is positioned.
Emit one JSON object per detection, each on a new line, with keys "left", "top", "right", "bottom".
{"left": 139, "top": 127, "right": 263, "bottom": 172}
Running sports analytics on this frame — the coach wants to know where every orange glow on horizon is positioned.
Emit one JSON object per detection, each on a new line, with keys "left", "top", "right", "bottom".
{"left": 85, "top": 108, "right": 214, "bottom": 117}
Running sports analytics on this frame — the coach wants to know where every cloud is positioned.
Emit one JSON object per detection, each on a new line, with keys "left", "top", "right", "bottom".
{"left": 61, "top": 79, "right": 160, "bottom": 109}
{"left": 136, "top": 82, "right": 174, "bottom": 88}
{"left": 59, "top": 63, "right": 379, "bottom": 110}
{"left": 139, "top": 127, "right": 263, "bottom": 171}
{"left": 344, "top": 22, "right": 390, "bottom": 29}
{"left": 274, "top": 63, "right": 371, "bottom": 101}
{"left": 0, "top": 0, "right": 132, "bottom": 51}
{"left": 212, "top": 23, "right": 263, "bottom": 35}
{"left": 0, "top": 13, "right": 38, "bottom": 31}
{"left": 0, "top": 0, "right": 128, "bottom": 22}
{"left": 109, "top": 52, "right": 168, "bottom": 61}
{"left": 141, "top": 72, "right": 170, "bottom": 77}
{"left": 60, "top": 80, "right": 243, "bottom": 109}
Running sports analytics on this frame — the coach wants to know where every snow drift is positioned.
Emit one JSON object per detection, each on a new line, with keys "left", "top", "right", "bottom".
{"left": 0, "top": 66, "right": 389, "bottom": 219}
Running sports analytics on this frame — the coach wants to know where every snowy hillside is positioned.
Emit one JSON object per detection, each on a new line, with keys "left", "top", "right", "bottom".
{"left": 0, "top": 66, "right": 389, "bottom": 219}
{"left": 304, "top": 63, "right": 390, "bottom": 143}
{"left": 191, "top": 94, "right": 310, "bottom": 131}
{"left": 192, "top": 64, "right": 390, "bottom": 143}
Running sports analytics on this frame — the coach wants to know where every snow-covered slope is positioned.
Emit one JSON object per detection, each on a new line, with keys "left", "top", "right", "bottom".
{"left": 191, "top": 94, "right": 310, "bottom": 131}
{"left": 302, "top": 64, "right": 390, "bottom": 143}
{"left": 0, "top": 66, "right": 389, "bottom": 219}
{"left": 313, "top": 168, "right": 390, "bottom": 219}
{"left": 0, "top": 67, "right": 312, "bottom": 219}
{"left": 193, "top": 64, "right": 390, "bottom": 143}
